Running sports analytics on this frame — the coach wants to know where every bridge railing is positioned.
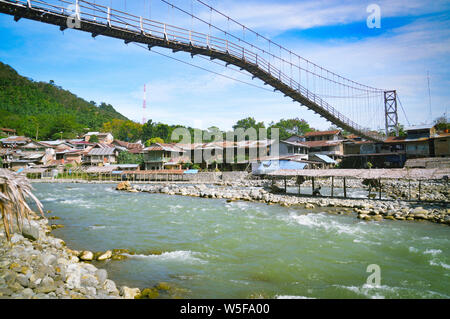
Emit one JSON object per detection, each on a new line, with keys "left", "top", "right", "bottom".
{"left": 6, "top": 0, "right": 380, "bottom": 140}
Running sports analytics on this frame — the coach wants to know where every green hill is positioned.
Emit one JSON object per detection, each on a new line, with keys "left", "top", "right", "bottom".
{"left": 0, "top": 61, "right": 129, "bottom": 140}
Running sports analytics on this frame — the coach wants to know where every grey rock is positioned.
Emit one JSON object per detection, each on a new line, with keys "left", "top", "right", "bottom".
{"left": 10, "top": 234, "right": 25, "bottom": 244}
{"left": 16, "top": 274, "right": 29, "bottom": 288}
{"left": 80, "top": 274, "right": 99, "bottom": 288}
{"left": 22, "top": 288, "right": 34, "bottom": 298}
{"left": 22, "top": 220, "right": 40, "bottom": 241}
{"left": 36, "top": 276, "right": 56, "bottom": 293}
{"left": 42, "top": 253, "right": 57, "bottom": 266}
{"left": 103, "top": 279, "right": 119, "bottom": 295}
{"left": 0, "top": 287, "right": 13, "bottom": 296}
{"left": 1, "top": 270, "right": 17, "bottom": 285}
{"left": 95, "top": 269, "right": 108, "bottom": 285}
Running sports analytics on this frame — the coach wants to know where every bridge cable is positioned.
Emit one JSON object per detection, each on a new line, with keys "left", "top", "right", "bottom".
{"left": 193, "top": 0, "right": 384, "bottom": 93}
{"left": 132, "top": 43, "right": 277, "bottom": 93}
{"left": 397, "top": 94, "right": 411, "bottom": 126}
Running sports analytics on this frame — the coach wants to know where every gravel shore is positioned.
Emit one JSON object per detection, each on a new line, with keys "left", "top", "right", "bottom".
{"left": 119, "top": 181, "right": 450, "bottom": 226}
{"left": 0, "top": 216, "right": 146, "bottom": 299}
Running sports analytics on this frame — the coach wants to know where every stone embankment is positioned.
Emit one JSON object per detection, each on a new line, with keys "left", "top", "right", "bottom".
{"left": 0, "top": 214, "right": 164, "bottom": 299}
{"left": 117, "top": 181, "right": 450, "bottom": 226}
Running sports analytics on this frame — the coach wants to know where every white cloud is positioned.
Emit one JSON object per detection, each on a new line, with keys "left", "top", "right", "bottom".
{"left": 204, "top": 0, "right": 450, "bottom": 33}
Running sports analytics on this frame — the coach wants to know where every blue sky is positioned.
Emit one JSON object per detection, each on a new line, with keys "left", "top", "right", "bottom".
{"left": 0, "top": 0, "right": 449, "bottom": 131}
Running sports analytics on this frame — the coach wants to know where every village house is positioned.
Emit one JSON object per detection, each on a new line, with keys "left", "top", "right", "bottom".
{"left": 111, "top": 139, "right": 144, "bottom": 154}
{"left": 279, "top": 140, "right": 309, "bottom": 159}
{"left": 0, "top": 136, "right": 31, "bottom": 148}
{"left": 84, "top": 143, "right": 118, "bottom": 166}
{"left": 281, "top": 131, "right": 345, "bottom": 163}
{"left": 433, "top": 132, "right": 450, "bottom": 157}
{"left": 83, "top": 132, "right": 114, "bottom": 144}
{"left": 1, "top": 128, "right": 17, "bottom": 137}
{"left": 143, "top": 143, "right": 186, "bottom": 170}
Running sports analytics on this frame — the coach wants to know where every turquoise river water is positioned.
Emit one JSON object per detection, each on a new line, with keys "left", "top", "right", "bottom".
{"left": 31, "top": 183, "right": 449, "bottom": 299}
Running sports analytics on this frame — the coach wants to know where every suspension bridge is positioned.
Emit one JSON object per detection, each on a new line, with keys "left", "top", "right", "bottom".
{"left": 0, "top": 0, "right": 402, "bottom": 142}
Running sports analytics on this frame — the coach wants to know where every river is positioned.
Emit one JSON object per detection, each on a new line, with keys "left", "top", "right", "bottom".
{"left": 31, "top": 183, "right": 449, "bottom": 299}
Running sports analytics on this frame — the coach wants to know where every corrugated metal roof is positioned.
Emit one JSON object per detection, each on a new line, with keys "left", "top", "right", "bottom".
{"left": 267, "top": 168, "right": 450, "bottom": 180}
{"left": 144, "top": 143, "right": 185, "bottom": 152}
{"left": 304, "top": 130, "right": 340, "bottom": 137}
{"left": 85, "top": 166, "right": 118, "bottom": 173}
{"left": 303, "top": 140, "right": 343, "bottom": 148}
{"left": 88, "top": 148, "right": 116, "bottom": 156}
{"left": 405, "top": 124, "right": 434, "bottom": 131}
{"left": 281, "top": 140, "right": 309, "bottom": 148}
{"left": 313, "top": 154, "right": 337, "bottom": 164}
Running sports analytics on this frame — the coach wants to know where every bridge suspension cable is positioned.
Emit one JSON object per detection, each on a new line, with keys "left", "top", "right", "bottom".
{"left": 157, "top": 0, "right": 386, "bottom": 132}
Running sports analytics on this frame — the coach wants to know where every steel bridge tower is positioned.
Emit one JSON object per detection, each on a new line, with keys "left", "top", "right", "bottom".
{"left": 384, "top": 90, "right": 399, "bottom": 137}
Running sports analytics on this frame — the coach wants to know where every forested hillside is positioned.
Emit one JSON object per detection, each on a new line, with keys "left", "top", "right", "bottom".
{"left": 0, "top": 62, "right": 128, "bottom": 139}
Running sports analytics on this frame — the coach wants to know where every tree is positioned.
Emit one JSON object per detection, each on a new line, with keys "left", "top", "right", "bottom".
{"left": 117, "top": 151, "right": 145, "bottom": 167}
{"left": 145, "top": 137, "right": 164, "bottom": 146}
{"left": 268, "top": 118, "right": 313, "bottom": 140}
{"left": 102, "top": 119, "right": 142, "bottom": 142}
{"left": 89, "top": 135, "right": 99, "bottom": 143}
{"left": 434, "top": 114, "right": 449, "bottom": 131}
{"left": 233, "top": 117, "right": 265, "bottom": 131}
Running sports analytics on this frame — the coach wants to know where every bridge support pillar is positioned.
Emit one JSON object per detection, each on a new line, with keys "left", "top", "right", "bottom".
{"left": 384, "top": 90, "right": 399, "bottom": 137}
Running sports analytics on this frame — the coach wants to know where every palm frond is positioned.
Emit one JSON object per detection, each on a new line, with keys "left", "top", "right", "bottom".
{"left": 0, "top": 169, "right": 44, "bottom": 241}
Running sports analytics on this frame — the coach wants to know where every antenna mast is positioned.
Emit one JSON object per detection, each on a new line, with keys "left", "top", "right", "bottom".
{"left": 142, "top": 84, "right": 147, "bottom": 125}
{"left": 427, "top": 71, "right": 432, "bottom": 123}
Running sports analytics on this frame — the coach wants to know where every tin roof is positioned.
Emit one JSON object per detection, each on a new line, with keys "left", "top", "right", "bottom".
{"left": 281, "top": 140, "right": 309, "bottom": 148}
{"left": 304, "top": 130, "right": 340, "bottom": 137}
{"left": 267, "top": 168, "right": 450, "bottom": 180}
{"left": 144, "top": 143, "right": 185, "bottom": 153}
{"left": 303, "top": 140, "right": 343, "bottom": 148}
{"left": 405, "top": 124, "right": 434, "bottom": 131}
{"left": 88, "top": 148, "right": 116, "bottom": 156}
{"left": 312, "top": 154, "right": 337, "bottom": 164}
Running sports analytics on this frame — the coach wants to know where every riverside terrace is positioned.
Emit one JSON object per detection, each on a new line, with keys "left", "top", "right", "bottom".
{"left": 266, "top": 168, "right": 450, "bottom": 203}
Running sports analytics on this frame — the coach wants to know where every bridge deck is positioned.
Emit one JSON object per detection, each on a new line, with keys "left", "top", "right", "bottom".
{"left": 0, "top": 0, "right": 384, "bottom": 142}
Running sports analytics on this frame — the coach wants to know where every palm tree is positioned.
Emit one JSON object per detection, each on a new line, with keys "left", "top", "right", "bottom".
{"left": 0, "top": 169, "right": 43, "bottom": 241}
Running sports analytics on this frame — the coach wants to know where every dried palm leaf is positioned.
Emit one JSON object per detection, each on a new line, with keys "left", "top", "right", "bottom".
{"left": 0, "top": 169, "right": 44, "bottom": 241}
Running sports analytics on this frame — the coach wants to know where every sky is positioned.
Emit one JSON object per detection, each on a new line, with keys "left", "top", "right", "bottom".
{"left": 0, "top": 0, "right": 449, "bottom": 132}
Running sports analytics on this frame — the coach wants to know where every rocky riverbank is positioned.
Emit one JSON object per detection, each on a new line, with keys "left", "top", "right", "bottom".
{"left": 117, "top": 181, "right": 450, "bottom": 226}
{"left": 0, "top": 214, "right": 159, "bottom": 299}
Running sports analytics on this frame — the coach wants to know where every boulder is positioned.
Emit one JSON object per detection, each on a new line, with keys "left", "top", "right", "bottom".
{"left": 41, "top": 254, "right": 57, "bottom": 266}
{"left": 95, "top": 269, "right": 108, "bottom": 285}
{"left": 411, "top": 207, "right": 428, "bottom": 216}
{"left": 97, "top": 250, "right": 112, "bottom": 261}
{"left": 22, "top": 220, "right": 40, "bottom": 241}
{"left": 65, "top": 264, "right": 82, "bottom": 289}
{"left": 120, "top": 286, "right": 141, "bottom": 299}
{"left": 79, "top": 250, "right": 94, "bottom": 261}
{"left": 116, "top": 181, "right": 131, "bottom": 191}
{"left": 22, "top": 288, "right": 34, "bottom": 299}
{"left": 137, "top": 287, "right": 159, "bottom": 299}
{"left": 103, "top": 279, "right": 119, "bottom": 295}
{"left": 16, "top": 274, "right": 29, "bottom": 288}
{"left": 10, "top": 234, "right": 25, "bottom": 244}
{"left": 36, "top": 276, "right": 56, "bottom": 293}
{"left": 80, "top": 274, "right": 99, "bottom": 288}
